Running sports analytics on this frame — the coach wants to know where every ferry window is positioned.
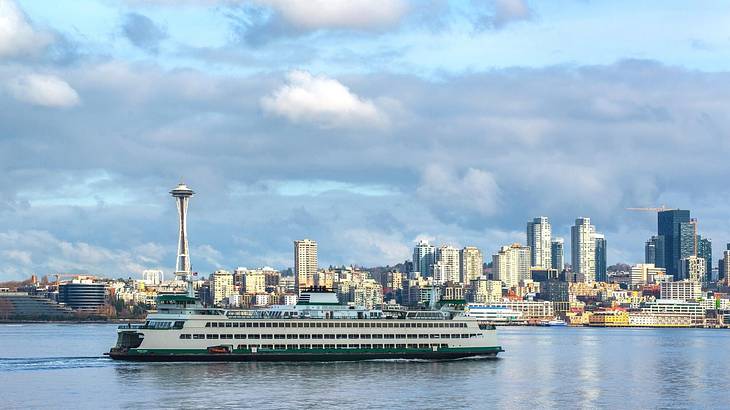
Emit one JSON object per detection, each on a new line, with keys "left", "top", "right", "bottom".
{"left": 396, "top": 344, "right": 406, "bottom": 348}
{"left": 324, "top": 334, "right": 335, "bottom": 339}
{"left": 416, "top": 323, "right": 423, "bottom": 328}
{"left": 225, "top": 323, "right": 232, "bottom": 328}
{"left": 217, "top": 323, "right": 224, "bottom": 327}
{"left": 300, "top": 344, "right": 311, "bottom": 349}
{"left": 271, "top": 323, "right": 279, "bottom": 328}
{"left": 346, "top": 323, "right": 353, "bottom": 328}
{"left": 232, "top": 323, "right": 239, "bottom": 328}
{"left": 315, "top": 323, "right": 322, "bottom": 328}
{"left": 441, "top": 334, "right": 449, "bottom": 339}
{"left": 430, "top": 334, "right": 439, "bottom": 339}
{"left": 372, "top": 334, "right": 383, "bottom": 339}
{"left": 358, "top": 323, "right": 365, "bottom": 328}
{"left": 328, "top": 323, "right": 335, "bottom": 328}
{"left": 312, "top": 344, "right": 323, "bottom": 349}
{"left": 396, "top": 334, "right": 406, "bottom": 339}
{"left": 179, "top": 334, "right": 191, "bottom": 339}
{"left": 336, "top": 334, "right": 347, "bottom": 339}
{"left": 303, "top": 323, "right": 310, "bottom": 328}
{"left": 274, "top": 344, "right": 285, "bottom": 349}
{"left": 419, "top": 344, "right": 430, "bottom": 348}
{"left": 211, "top": 322, "right": 218, "bottom": 328}
{"left": 193, "top": 334, "right": 205, "bottom": 339}
{"left": 348, "top": 344, "right": 358, "bottom": 349}
{"left": 235, "top": 334, "right": 245, "bottom": 339}
{"left": 285, "top": 323, "right": 291, "bottom": 328}
{"left": 261, "top": 345, "right": 273, "bottom": 349}
{"left": 441, "top": 344, "right": 448, "bottom": 348}
{"left": 334, "top": 323, "right": 341, "bottom": 328}
{"left": 407, "top": 334, "right": 417, "bottom": 339}
{"left": 373, "top": 344, "right": 383, "bottom": 349}
{"left": 274, "top": 335, "right": 285, "bottom": 339}
{"left": 223, "top": 334, "right": 234, "bottom": 339}
{"left": 311, "top": 334, "right": 322, "bottom": 339}
{"left": 384, "top": 334, "right": 394, "bottom": 339}
{"left": 249, "top": 335, "right": 260, "bottom": 339}
{"left": 360, "top": 334, "right": 371, "bottom": 339}
{"left": 237, "top": 344, "right": 247, "bottom": 350}
{"left": 265, "top": 323, "right": 272, "bottom": 328}
{"left": 253, "top": 323, "right": 259, "bottom": 328}
{"left": 300, "top": 334, "right": 311, "bottom": 339}
{"left": 287, "top": 334, "right": 298, "bottom": 339}
{"left": 261, "top": 334, "right": 273, "bottom": 339}
{"left": 205, "top": 322, "right": 211, "bottom": 327}
{"left": 336, "top": 344, "right": 347, "bottom": 349}
{"left": 375, "top": 323, "right": 382, "bottom": 328}
{"left": 407, "top": 344, "right": 417, "bottom": 348}
{"left": 461, "top": 334, "right": 469, "bottom": 338}
{"left": 207, "top": 334, "right": 218, "bottom": 339}
{"left": 349, "top": 334, "right": 360, "bottom": 339}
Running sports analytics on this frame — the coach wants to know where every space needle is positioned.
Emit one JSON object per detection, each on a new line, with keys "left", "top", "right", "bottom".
{"left": 170, "top": 182, "right": 194, "bottom": 290}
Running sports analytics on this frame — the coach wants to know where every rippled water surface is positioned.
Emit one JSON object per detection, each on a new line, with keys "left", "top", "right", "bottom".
{"left": 1, "top": 324, "right": 728, "bottom": 409}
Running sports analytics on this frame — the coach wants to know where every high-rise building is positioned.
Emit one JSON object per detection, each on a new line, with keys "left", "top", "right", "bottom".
{"left": 594, "top": 233, "right": 607, "bottom": 282}
{"left": 721, "top": 245, "right": 730, "bottom": 283}
{"left": 644, "top": 236, "right": 665, "bottom": 267}
{"left": 551, "top": 238, "right": 564, "bottom": 271}
{"left": 460, "top": 246, "right": 484, "bottom": 283}
{"left": 679, "top": 256, "right": 706, "bottom": 283}
{"left": 527, "top": 217, "right": 552, "bottom": 268}
{"left": 294, "top": 239, "right": 318, "bottom": 290}
{"left": 697, "top": 236, "right": 712, "bottom": 281}
{"left": 210, "top": 269, "right": 234, "bottom": 306}
{"left": 657, "top": 210, "right": 695, "bottom": 279}
{"left": 571, "top": 217, "right": 596, "bottom": 282}
{"left": 492, "top": 243, "right": 531, "bottom": 288}
{"left": 434, "top": 245, "right": 460, "bottom": 285}
{"left": 630, "top": 264, "right": 666, "bottom": 286}
{"left": 142, "top": 270, "right": 164, "bottom": 285}
{"left": 412, "top": 240, "right": 436, "bottom": 277}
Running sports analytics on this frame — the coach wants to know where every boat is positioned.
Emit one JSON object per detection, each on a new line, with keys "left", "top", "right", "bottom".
{"left": 463, "top": 304, "right": 527, "bottom": 325}
{"left": 106, "top": 288, "right": 504, "bottom": 362}
{"left": 539, "top": 318, "right": 567, "bottom": 327}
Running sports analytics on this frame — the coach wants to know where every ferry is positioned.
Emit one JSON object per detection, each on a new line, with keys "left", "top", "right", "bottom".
{"left": 106, "top": 289, "right": 504, "bottom": 362}
{"left": 463, "top": 304, "right": 527, "bottom": 325}
{"left": 539, "top": 318, "right": 567, "bottom": 327}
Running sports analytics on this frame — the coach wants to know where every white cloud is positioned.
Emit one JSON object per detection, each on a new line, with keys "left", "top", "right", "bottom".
{"left": 0, "top": 0, "right": 53, "bottom": 57}
{"left": 417, "top": 165, "right": 500, "bottom": 217}
{"left": 259, "top": 0, "right": 409, "bottom": 30}
{"left": 6, "top": 74, "right": 80, "bottom": 108}
{"left": 261, "top": 70, "right": 388, "bottom": 129}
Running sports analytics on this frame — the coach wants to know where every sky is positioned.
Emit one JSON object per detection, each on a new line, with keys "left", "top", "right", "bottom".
{"left": 1, "top": 0, "right": 730, "bottom": 280}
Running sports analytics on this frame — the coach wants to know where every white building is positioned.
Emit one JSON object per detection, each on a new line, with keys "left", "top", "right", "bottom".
{"left": 434, "top": 245, "right": 460, "bottom": 285}
{"left": 460, "top": 246, "right": 484, "bottom": 284}
{"left": 294, "top": 239, "right": 318, "bottom": 291}
{"left": 660, "top": 280, "right": 701, "bottom": 301}
{"left": 571, "top": 217, "right": 596, "bottom": 282}
{"left": 210, "top": 269, "right": 235, "bottom": 306}
{"left": 679, "top": 256, "right": 706, "bottom": 282}
{"left": 141, "top": 270, "right": 164, "bottom": 285}
{"left": 527, "top": 216, "right": 552, "bottom": 268}
{"left": 492, "top": 244, "right": 531, "bottom": 288}
{"left": 630, "top": 264, "right": 666, "bottom": 286}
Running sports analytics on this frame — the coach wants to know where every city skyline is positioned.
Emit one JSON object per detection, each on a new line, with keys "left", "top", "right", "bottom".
{"left": 3, "top": 0, "right": 730, "bottom": 280}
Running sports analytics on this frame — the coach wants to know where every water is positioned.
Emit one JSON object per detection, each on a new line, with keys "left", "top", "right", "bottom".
{"left": 0, "top": 324, "right": 728, "bottom": 409}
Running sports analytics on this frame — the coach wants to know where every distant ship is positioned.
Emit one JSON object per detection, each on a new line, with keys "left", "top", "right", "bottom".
{"left": 539, "top": 318, "right": 567, "bottom": 327}
{"left": 106, "top": 288, "right": 504, "bottom": 362}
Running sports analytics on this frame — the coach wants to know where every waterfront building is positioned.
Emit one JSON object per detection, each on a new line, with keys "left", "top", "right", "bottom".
{"left": 640, "top": 299, "right": 706, "bottom": 323}
{"left": 628, "top": 312, "right": 693, "bottom": 327}
{"left": 0, "top": 292, "right": 74, "bottom": 319}
{"left": 527, "top": 216, "right": 552, "bottom": 268}
{"left": 58, "top": 277, "right": 106, "bottom": 311}
{"left": 469, "top": 278, "right": 503, "bottom": 303}
{"left": 594, "top": 233, "right": 607, "bottom": 282}
{"left": 679, "top": 256, "right": 706, "bottom": 282}
{"left": 210, "top": 270, "right": 235, "bottom": 306}
{"left": 657, "top": 209, "right": 696, "bottom": 279}
{"left": 630, "top": 264, "right": 666, "bottom": 286}
{"left": 412, "top": 240, "right": 436, "bottom": 278}
{"left": 588, "top": 310, "right": 629, "bottom": 327}
{"left": 435, "top": 245, "right": 460, "bottom": 285}
{"left": 660, "top": 280, "right": 701, "bottom": 301}
{"left": 492, "top": 243, "right": 531, "bottom": 288}
{"left": 551, "top": 238, "right": 564, "bottom": 271}
{"left": 571, "top": 217, "right": 596, "bottom": 282}
{"left": 460, "top": 246, "right": 484, "bottom": 284}
{"left": 294, "top": 239, "right": 318, "bottom": 290}
{"left": 142, "top": 270, "right": 164, "bottom": 285}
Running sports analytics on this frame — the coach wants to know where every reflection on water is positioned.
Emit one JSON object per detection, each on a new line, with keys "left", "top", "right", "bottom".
{"left": 1, "top": 325, "right": 729, "bottom": 409}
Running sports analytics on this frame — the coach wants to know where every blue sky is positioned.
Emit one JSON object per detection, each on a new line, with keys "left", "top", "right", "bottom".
{"left": 1, "top": 0, "right": 730, "bottom": 280}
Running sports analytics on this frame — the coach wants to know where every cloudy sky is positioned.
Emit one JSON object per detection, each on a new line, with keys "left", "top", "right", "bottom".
{"left": 1, "top": 0, "right": 730, "bottom": 280}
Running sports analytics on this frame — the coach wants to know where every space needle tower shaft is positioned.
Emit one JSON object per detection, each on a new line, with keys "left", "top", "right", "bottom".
{"left": 170, "top": 183, "right": 194, "bottom": 280}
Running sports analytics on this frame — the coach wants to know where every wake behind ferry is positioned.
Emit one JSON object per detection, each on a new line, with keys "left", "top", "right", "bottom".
{"left": 107, "top": 288, "right": 504, "bottom": 362}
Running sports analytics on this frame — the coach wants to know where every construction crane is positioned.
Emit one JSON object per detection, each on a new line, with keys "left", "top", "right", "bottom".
{"left": 625, "top": 205, "right": 676, "bottom": 212}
